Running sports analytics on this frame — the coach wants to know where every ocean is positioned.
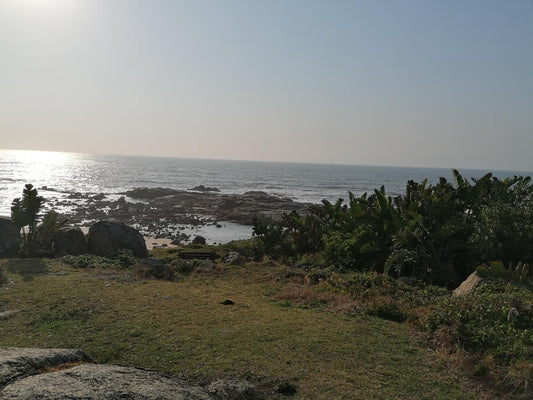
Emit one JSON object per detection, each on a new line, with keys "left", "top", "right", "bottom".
{"left": 1, "top": 149, "right": 532, "bottom": 218}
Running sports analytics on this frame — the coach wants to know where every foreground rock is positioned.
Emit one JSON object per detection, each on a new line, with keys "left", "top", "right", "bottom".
{"left": 87, "top": 220, "right": 147, "bottom": 258}
{"left": 1, "top": 363, "right": 214, "bottom": 400}
{"left": 0, "top": 347, "right": 91, "bottom": 389}
{"left": 54, "top": 227, "right": 87, "bottom": 255}
{"left": 0, "top": 217, "right": 20, "bottom": 256}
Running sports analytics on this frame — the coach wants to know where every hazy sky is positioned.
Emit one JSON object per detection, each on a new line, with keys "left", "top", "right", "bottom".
{"left": 1, "top": 0, "right": 532, "bottom": 170}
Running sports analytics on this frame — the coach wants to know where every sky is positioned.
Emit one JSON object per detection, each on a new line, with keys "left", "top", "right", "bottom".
{"left": 0, "top": 0, "right": 532, "bottom": 170}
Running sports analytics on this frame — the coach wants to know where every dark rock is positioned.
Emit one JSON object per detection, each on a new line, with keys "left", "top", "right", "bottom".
{"left": 0, "top": 217, "right": 20, "bottom": 257}
{"left": 87, "top": 220, "right": 147, "bottom": 258}
{"left": 54, "top": 227, "right": 87, "bottom": 256}
{"left": 0, "top": 363, "right": 214, "bottom": 399}
{"left": 91, "top": 193, "right": 106, "bottom": 201}
{"left": 125, "top": 187, "right": 181, "bottom": 200}
{"left": 220, "top": 299, "right": 234, "bottom": 305}
{"left": 192, "top": 235, "right": 206, "bottom": 245}
{"left": 188, "top": 185, "right": 220, "bottom": 192}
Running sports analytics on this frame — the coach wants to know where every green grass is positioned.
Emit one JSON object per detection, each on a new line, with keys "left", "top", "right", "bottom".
{"left": 0, "top": 257, "right": 481, "bottom": 399}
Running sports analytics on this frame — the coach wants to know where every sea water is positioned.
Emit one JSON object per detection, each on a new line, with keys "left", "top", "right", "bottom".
{"left": 1, "top": 149, "right": 532, "bottom": 218}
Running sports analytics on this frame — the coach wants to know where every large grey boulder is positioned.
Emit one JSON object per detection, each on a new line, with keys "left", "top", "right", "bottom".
{"left": 0, "top": 347, "right": 91, "bottom": 389}
{"left": 87, "top": 220, "right": 147, "bottom": 258}
{"left": 452, "top": 271, "right": 484, "bottom": 297}
{"left": 54, "top": 227, "right": 87, "bottom": 256}
{"left": 1, "top": 363, "right": 214, "bottom": 399}
{"left": 0, "top": 217, "right": 20, "bottom": 256}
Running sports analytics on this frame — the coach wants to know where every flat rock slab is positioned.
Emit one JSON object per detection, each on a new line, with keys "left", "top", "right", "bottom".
{"left": 0, "top": 347, "right": 91, "bottom": 388}
{"left": 0, "top": 363, "right": 214, "bottom": 400}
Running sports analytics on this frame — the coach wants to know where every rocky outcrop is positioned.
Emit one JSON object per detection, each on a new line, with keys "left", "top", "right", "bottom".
{"left": 0, "top": 347, "right": 214, "bottom": 399}
{"left": 0, "top": 347, "right": 91, "bottom": 389}
{"left": 452, "top": 271, "right": 484, "bottom": 297}
{"left": 54, "top": 227, "right": 87, "bottom": 256}
{"left": 0, "top": 217, "right": 20, "bottom": 256}
{"left": 42, "top": 187, "right": 311, "bottom": 243}
{"left": 87, "top": 220, "right": 147, "bottom": 258}
{"left": 188, "top": 185, "right": 220, "bottom": 192}
{"left": 1, "top": 364, "right": 214, "bottom": 400}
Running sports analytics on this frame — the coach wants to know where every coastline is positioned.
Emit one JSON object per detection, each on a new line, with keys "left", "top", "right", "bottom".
{"left": 44, "top": 187, "right": 310, "bottom": 245}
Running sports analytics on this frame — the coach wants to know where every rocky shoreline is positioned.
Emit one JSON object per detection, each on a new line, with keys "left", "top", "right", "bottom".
{"left": 42, "top": 187, "right": 312, "bottom": 243}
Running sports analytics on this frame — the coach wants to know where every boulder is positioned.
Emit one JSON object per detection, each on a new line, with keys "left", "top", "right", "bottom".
{"left": 54, "top": 227, "right": 87, "bottom": 256}
{"left": 0, "top": 347, "right": 91, "bottom": 389}
{"left": 192, "top": 235, "right": 206, "bottom": 245}
{"left": 0, "top": 347, "right": 214, "bottom": 400}
{"left": 222, "top": 251, "right": 241, "bottom": 264}
{"left": 87, "top": 221, "right": 147, "bottom": 258}
{"left": 0, "top": 218, "right": 20, "bottom": 256}
{"left": 452, "top": 271, "right": 484, "bottom": 297}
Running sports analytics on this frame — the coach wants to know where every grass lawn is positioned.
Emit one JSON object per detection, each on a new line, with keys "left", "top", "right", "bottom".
{"left": 0, "top": 257, "right": 483, "bottom": 399}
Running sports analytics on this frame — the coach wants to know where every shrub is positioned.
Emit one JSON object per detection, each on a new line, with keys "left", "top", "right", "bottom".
{"left": 423, "top": 280, "right": 533, "bottom": 397}
{"left": 63, "top": 254, "right": 117, "bottom": 269}
{"left": 11, "top": 184, "right": 45, "bottom": 256}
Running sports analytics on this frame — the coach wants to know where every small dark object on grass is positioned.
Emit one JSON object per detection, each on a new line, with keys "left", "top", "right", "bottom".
{"left": 221, "top": 299, "right": 235, "bottom": 305}
{"left": 277, "top": 382, "right": 297, "bottom": 396}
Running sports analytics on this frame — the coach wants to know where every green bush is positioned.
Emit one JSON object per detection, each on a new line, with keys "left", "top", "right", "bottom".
{"left": 423, "top": 280, "right": 533, "bottom": 396}
{"left": 63, "top": 253, "right": 138, "bottom": 270}
{"left": 253, "top": 171, "right": 533, "bottom": 287}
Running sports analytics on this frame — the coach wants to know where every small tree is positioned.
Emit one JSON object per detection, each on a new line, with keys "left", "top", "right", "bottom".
{"left": 11, "top": 184, "right": 45, "bottom": 256}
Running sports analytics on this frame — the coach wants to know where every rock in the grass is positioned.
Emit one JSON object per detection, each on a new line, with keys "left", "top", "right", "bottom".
{"left": 222, "top": 251, "right": 241, "bottom": 264}
{"left": 0, "top": 217, "right": 20, "bottom": 256}
{"left": 54, "top": 227, "right": 87, "bottom": 256}
{"left": 87, "top": 220, "right": 147, "bottom": 258}
{"left": 0, "top": 363, "right": 214, "bottom": 399}
{"left": 452, "top": 271, "right": 484, "bottom": 297}
{"left": 0, "top": 347, "right": 92, "bottom": 389}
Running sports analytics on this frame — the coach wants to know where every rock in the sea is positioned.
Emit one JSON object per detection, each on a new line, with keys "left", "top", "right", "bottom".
{"left": 188, "top": 185, "right": 220, "bottom": 192}
{"left": 0, "top": 347, "right": 92, "bottom": 389}
{"left": 0, "top": 217, "right": 20, "bottom": 256}
{"left": 54, "top": 227, "right": 87, "bottom": 256}
{"left": 0, "top": 358, "right": 214, "bottom": 399}
{"left": 87, "top": 220, "right": 147, "bottom": 258}
{"left": 452, "top": 271, "right": 484, "bottom": 297}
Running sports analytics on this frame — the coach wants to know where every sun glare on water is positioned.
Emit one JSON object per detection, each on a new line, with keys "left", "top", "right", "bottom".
{"left": 2, "top": 149, "right": 79, "bottom": 186}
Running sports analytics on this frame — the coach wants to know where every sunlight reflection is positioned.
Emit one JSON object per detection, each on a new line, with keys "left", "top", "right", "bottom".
{"left": 1, "top": 149, "right": 79, "bottom": 189}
